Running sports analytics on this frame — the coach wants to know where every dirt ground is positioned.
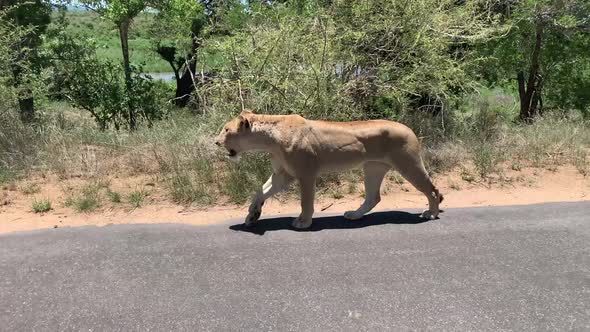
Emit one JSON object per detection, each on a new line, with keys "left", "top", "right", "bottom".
{"left": 1, "top": 166, "right": 588, "bottom": 234}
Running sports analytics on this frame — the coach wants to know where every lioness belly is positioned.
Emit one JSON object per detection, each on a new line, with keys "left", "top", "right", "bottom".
{"left": 317, "top": 153, "right": 366, "bottom": 173}
{"left": 314, "top": 140, "right": 388, "bottom": 173}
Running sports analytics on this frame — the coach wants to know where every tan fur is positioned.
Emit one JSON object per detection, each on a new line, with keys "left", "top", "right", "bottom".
{"left": 215, "top": 110, "right": 443, "bottom": 229}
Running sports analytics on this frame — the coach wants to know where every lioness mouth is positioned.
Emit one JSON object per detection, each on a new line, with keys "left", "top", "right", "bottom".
{"left": 228, "top": 149, "right": 237, "bottom": 157}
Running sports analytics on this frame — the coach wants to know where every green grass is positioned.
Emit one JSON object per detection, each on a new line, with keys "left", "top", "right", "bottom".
{"left": 166, "top": 154, "right": 217, "bottom": 205}
{"left": 222, "top": 154, "right": 272, "bottom": 204}
{"left": 32, "top": 198, "right": 52, "bottom": 213}
{"left": 330, "top": 187, "right": 344, "bottom": 199}
{"left": 56, "top": 11, "right": 170, "bottom": 73}
{"left": 54, "top": 11, "right": 225, "bottom": 73}
{"left": 168, "top": 172, "right": 214, "bottom": 205}
{"left": 107, "top": 190, "right": 122, "bottom": 203}
{"left": 471, "top": 143, "right": 503, "bottom": 179}
{"left": 129, "top": 190, "right": 147, "bottom": 208}
{"left": 65, "top": 184, "right": 101, "bottom": 212}
{"left": 0, "top": 168, "right": 16, "bottom": 185}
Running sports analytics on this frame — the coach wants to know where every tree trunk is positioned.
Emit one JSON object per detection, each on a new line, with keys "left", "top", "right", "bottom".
{"left": 529, "top": 75, "right": 544, "bottom": 118}
{"left": 175, "top": 60, "right": 196, "bottom": 107}
{"left": 118, "top": 18, "right": 136, "bottom": 131}
{"left": 518, "top": 21, "right": 544, "bottom": 122}
{"left": 10, "top": 28, "right": 35, "bottom": 123}
{"left": 175, "top": 22, "right": 202, "bottom": 108}
{"left": 18, "top": 90, "right": 34, "bottom": 122}
{"left": 517, "top": 71, "right": 527, "bottom": 115}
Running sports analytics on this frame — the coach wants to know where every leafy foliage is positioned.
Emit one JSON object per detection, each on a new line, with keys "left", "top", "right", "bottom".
{"left": 198, "top": 0, "right": 506, "bottom": 124}
{"left": 332, "top": 0, "right": 503, "bottom": 109}
{"left": 47, "top": 29, "right": 168, "bottom": 130}
{"left": 0, "top": 1, "right": 52, "bottom": 120}
{"left": 478, "top": 0, "right": 590, "bottom": 118}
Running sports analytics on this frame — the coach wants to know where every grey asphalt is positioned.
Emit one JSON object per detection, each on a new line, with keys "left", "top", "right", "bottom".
{"left": 1, "top": 202, "right": 589, "bottom": 331}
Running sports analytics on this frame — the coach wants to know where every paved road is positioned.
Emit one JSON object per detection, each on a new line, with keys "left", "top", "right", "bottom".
{"left": 1, "top": 202, "right": 589, "bottom": 331}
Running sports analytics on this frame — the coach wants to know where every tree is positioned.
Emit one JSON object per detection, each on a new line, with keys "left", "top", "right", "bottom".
{"left": 480, "top": 0, "right": 590, "bottom": 121}
{"left": 0, "top": 0, "right": 51, "bottom": 122}
{"left": 152, "top": 0, "right": 245, "bottom": 107}
{"left": 152, "top": 0, "right": 206, "bottom": 107}
{"left": 79, "top": 0, "right": 150, "bottom": 130}
{"left": 331, "top": 0, "right": 503, "bottom": 117}
{"left": 47, "top": 27, "right": 167, "bottom": 130}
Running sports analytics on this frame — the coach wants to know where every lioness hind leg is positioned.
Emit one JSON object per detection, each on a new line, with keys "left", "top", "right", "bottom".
{"left": 344, "top": 162, "right": 390, "bottom": 220}
{"left": 392, "top": 157, "right": 442, "bottom": 220}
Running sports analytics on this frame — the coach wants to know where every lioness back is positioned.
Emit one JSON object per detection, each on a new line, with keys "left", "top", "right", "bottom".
{"left": 293, "top": 118, "right": 421, "bottom": 171}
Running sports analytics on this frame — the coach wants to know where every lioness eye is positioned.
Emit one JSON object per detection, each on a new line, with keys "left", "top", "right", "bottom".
{"left": 225, "top": 128, "right": 229, "bottom": 132}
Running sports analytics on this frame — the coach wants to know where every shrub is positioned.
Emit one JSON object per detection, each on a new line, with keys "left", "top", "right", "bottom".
{"left": 65, "top": 184, "right": 101, "bottom": 212}
{"left": 107, "top": 190, "right": 121, "bottom": 203}
{"left": 129, "top": 190, "right": 147, "bottom": 208}
{"left": 32, "top": 198, "right": 52, "bottom": 213}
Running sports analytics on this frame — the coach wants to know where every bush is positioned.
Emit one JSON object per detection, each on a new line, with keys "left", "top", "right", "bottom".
{"left": 129, "top": 190, "right": 147, "bottom": 208}
{"left": 32, "top": 198, "right": 52, "bottom": 213}
{"left": 107, "top": 190, "right": 121, "bottom": 203}
{"left": 65, "top": 184, "right": 101, "bottom": 212}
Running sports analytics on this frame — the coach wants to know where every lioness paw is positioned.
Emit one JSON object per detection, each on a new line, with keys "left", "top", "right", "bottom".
{"left": 344, "top": 210, "right": 364, "bottom": 220}
{"left": 291, "top": 216, "right": 312, "bottom": 229}
{"left": 421, "top": 210, "right": 438, "bottom": 220}
{"left": 244, "top": 209, "right": 262, "bottom": 226}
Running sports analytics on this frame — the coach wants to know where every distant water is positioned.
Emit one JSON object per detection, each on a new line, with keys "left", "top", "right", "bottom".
{"left": 144, "top": 72, "right": 176, "bottom": 81}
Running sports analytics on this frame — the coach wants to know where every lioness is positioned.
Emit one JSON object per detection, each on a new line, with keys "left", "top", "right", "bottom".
{"left": 215, "top": 110, "right": 443, "bottom": 229}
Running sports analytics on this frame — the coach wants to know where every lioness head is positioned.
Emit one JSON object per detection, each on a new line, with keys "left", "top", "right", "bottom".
{"left": 215, "top": 110, "right": 254, "bottom": 159}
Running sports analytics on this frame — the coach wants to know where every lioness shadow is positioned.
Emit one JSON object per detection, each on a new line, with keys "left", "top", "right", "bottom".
{"left": 229, "top": 210, "right": 432, "bottom": 235}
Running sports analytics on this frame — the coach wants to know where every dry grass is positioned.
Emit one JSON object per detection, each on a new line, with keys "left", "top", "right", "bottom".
{"left": 1, "top": 90, "right": 588, "bottom": 210}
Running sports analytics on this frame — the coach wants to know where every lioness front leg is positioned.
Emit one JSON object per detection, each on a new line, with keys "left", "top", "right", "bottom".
{"left": 292, "top": 177, "right": 316, "bottom": 229}
{"left": 245, "top": 171, "right": 292, "bottom": 226}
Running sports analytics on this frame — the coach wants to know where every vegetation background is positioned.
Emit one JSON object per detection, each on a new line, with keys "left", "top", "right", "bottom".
{"left": 0, "top": 0, "right": 589, "bottom": 213}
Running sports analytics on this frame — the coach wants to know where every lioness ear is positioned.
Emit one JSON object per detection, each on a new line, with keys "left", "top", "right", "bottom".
{"left": 238, "top": 115, "right": 250, "bottom": 131}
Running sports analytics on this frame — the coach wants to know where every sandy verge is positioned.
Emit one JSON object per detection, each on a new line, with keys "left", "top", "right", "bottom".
{"left": 1, "top": 166, "right": 588, "bottom": 234}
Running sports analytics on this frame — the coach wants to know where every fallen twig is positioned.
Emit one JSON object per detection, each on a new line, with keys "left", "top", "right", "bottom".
{"left": 321, "top": 202, "right": 334, "bottom": 211}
